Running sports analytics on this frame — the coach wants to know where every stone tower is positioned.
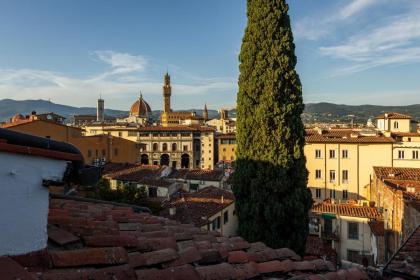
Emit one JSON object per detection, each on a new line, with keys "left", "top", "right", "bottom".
{"left": 97, "top": 96, "right": 104, "bottom": 122}
{"left": 163, "top": 72, "right": 171, "bottom": 113}
{"left": 203, "top": 103, "right": 208, "bottom": 120}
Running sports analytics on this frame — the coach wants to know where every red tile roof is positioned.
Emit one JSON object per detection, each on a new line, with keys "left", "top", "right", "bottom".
{"left": 2, "top": 196, "right": 369, "bottom": 279}
{"left": 162, "top": 186, "right": 235, "bottom": 227}
{"left": 312, "top": 202, "right": 382, "bottom": 219}
{"left": 185, "top": 169, "right": 224, "bottom": 181}
{"left": 375, "top": 112, "right": 412, "bottom": 119}
{"left": 384, "top": 225, "right": 420, "bottom": 279}
{"left": 166, "top": 168, "right": 225, "bottom": 182}
{"left": 374, "top": 166, "right": 420, "bottom": 181}
{"left": 391, "top": 132, "right": 420, "bottom": 137}
{"left": 305, "top": 128, "right": 395, "bottom": 143}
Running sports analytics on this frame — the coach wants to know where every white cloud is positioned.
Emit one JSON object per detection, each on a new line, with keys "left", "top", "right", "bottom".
{"left": 339, "top": 0, "right": 377, "bottom": 20}
{"left": 0, "top": 51, "right": 236, "bottom": 110}
{"left": 94, "top": 50, "right": 148, "bottom": 74}
{"left": 320, "top": 7, "right": 420, "bottom": 75}
{"left": 294, "top": 0, "right": 379, "bottom": 41}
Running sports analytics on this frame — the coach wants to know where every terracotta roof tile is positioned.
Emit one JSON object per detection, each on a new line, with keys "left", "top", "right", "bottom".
{"left": 374, "top": 166, "right": 420, "bottom": 181}
{"left": 49, "top": 247, "right": 128, "bottom": 268}
{"left": 312, "top": 202, "right": 382, "bottom": 219}
{"left": 384, "top": 225, "right": 420, "bottom": 279}
{"left": 161, "top": 186, "right": 234, "bottom": 227}
{"left": 0, "top": 257, "right": 35, "bottom": 280}
{"left": 4, "top": 197, "right": 370, "bottom": 279}
{"left": 375, "top": 112, "right": 412, "bottom": 119}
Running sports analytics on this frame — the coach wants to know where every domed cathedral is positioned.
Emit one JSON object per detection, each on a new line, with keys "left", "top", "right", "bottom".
{"left": 160, "top": 72, "right": 207, "bottom": 127}
{"left": 117, "top": 93, "right": 152, "bottom": 125}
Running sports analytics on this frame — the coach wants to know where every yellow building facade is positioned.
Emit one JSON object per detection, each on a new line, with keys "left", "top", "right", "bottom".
{"left": 305, "top": 129, "right": 394, "bottom": 202}
{"left": 84, "top": 124, "right": 215, "bottom": 170}
{"left": 1, "top": 118, "right": 140, "bottom": 165}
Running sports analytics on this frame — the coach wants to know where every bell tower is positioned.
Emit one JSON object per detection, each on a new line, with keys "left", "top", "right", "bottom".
{"left": 163, "top": 72, "right": 171, "bottom": 113}
{"left": 203, "top": 103, "right": 208, "bottom": 121}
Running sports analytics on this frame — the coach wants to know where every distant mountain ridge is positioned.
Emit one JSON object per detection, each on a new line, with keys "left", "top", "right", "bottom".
{"left": 0, "top": 99, "right": 419, "bottom": 123}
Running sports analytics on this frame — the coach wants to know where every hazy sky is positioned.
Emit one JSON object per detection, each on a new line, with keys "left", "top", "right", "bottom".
{"left": 0, "top": 0, "right": 419, "bottom": 111}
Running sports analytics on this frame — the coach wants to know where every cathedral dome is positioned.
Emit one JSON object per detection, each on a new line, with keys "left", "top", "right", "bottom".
{"left": 129, "top": 95, "right": 151, "bottom": 118}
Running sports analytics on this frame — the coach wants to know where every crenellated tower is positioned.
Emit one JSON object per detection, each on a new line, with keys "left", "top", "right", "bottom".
{"left": 163, "top": 72, "right": 171, "bottom": 113}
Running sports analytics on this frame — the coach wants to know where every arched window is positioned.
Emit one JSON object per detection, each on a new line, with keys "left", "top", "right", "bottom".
{"left": 162, "top": 143, "right": 168, "bottom": 151}
{"left": 153, "top": 143, "right": 158, "bottom": 151}
{"left": 394, "top": 121, "right": 399, "bottom": 129}
{"left": 172, "top": 143, "right": 177, "bottom": 151}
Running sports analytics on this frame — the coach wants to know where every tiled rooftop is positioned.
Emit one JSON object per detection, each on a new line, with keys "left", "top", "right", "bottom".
{"left": 383, "top": 225, "right": 420, "bottom": 279}
{"left": 312, "top": 202, "right": 383, "bottom": 219}
{"left": 162, "top": 186, "right": 234, "bottom": 227}
{"left": 105, "top": 165, "right": 164, "bottom": 182}
{"left": 374, "top": 166, "right": 420, "bottom": 181}
{"left": 305, "top": 133, "right": 394, "bottom": 144}
{"left": 375, "top": 112, "right": 412, "bottom": 119}
{"left": 0, "top": 197, "right": 370, "bottom": 279}
{"left": 166, "top": 169, "right": 225, "bottom": 182}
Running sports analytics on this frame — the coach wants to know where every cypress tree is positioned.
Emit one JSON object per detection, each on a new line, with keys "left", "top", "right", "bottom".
{"left": 232, "top": 0, "right": 312, "bottom": 255}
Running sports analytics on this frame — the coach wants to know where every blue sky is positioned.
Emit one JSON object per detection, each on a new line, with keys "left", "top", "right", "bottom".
{"left": 0, "top": 0, "right": 419, "bottom": 111}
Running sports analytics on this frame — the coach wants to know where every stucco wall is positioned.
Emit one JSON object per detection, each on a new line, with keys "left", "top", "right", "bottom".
{"left": 0, "top": 152, "right": 67, "bottom": 256}
{"left": 338, "top": 216, "right": 372, "bottom": 263}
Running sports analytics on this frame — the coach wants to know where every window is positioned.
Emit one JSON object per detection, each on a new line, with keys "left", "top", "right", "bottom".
{"left": 223, "top": 148, "right": 226, "bottom": 152}
{"left": 102, "top": 149, "right": 106, "bottom": 156}
{"left": 118, "top": 132, "right": 122, "bottom": 137}
{"left": 342, "top": 150, "right": 348, "bottom": 158}
{"left": 211, "top": 216, "right": 221, "bottom": 230}
{"left": 184, "top": 145, "right": 188, "bottom": 152}
{"left": 128, "top": 131, "right": 137, "bottom": 137}
{"left": 329, "top": 150, "right": 336, "bottom": 158}
{"left": 413, "top": 150, "right": 419, "bottom": 160}
{"left": 153, "top": 143, "right": 158, "bottom": 152}
{"left": 114, "top": 148, "right": 118, "bottom": 156}
{"left": 329, "top": 170, "right": 336, "bottom": 182}
{"left": 87, "top": 150, "right": 92, "bottom": 157}
{"left": 232, "top": 148, "right": 235, "bottom": 152}
{"left": 398, "top": 150, "right": 405, "bottom": 159}
{"left": 190, "top": 183, "right": 199, "bottom": 192}
{"left": 343, "top": 190, "right": 348, "bottom": 199}
{"left": 342, "top": 170, "right": 349, "bottom": 183}
{"left": 315, "top": 149, "right": 322, "bottom": 158}
{"left": 315, "top": 169, "right": 322, "bottom": 179}
{"left": 315, "top": 188, "right": 321, "bottom": 198}
{"left": 223, "top": 211, "right": 229, "bottom": 224}
{"left": 172, "top": 143, "right": 177, "bottom": 151}
{"left": 95, "top": 149, "right": 99, "bottom": 157}
{"left": 329, "top": 189, "right": 336, "bottom": 199}
{"left": 162, "top": 143, "right": 168, "bottom": 151}
{"left": 348, "top": 222, "right": 358, "bottom": 239}
{"left": 393, "top": 121, "right": 399, "bottom": 129}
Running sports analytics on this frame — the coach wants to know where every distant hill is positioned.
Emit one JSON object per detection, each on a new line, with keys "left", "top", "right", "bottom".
{"left": 0, "top": 99, "right": 418, "bottom": 124}
{"left": 303, "top": 102, "right": 420, "bottom": 123}
{"left": 0, "top": 99, "right": 220, "bottom": 122}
